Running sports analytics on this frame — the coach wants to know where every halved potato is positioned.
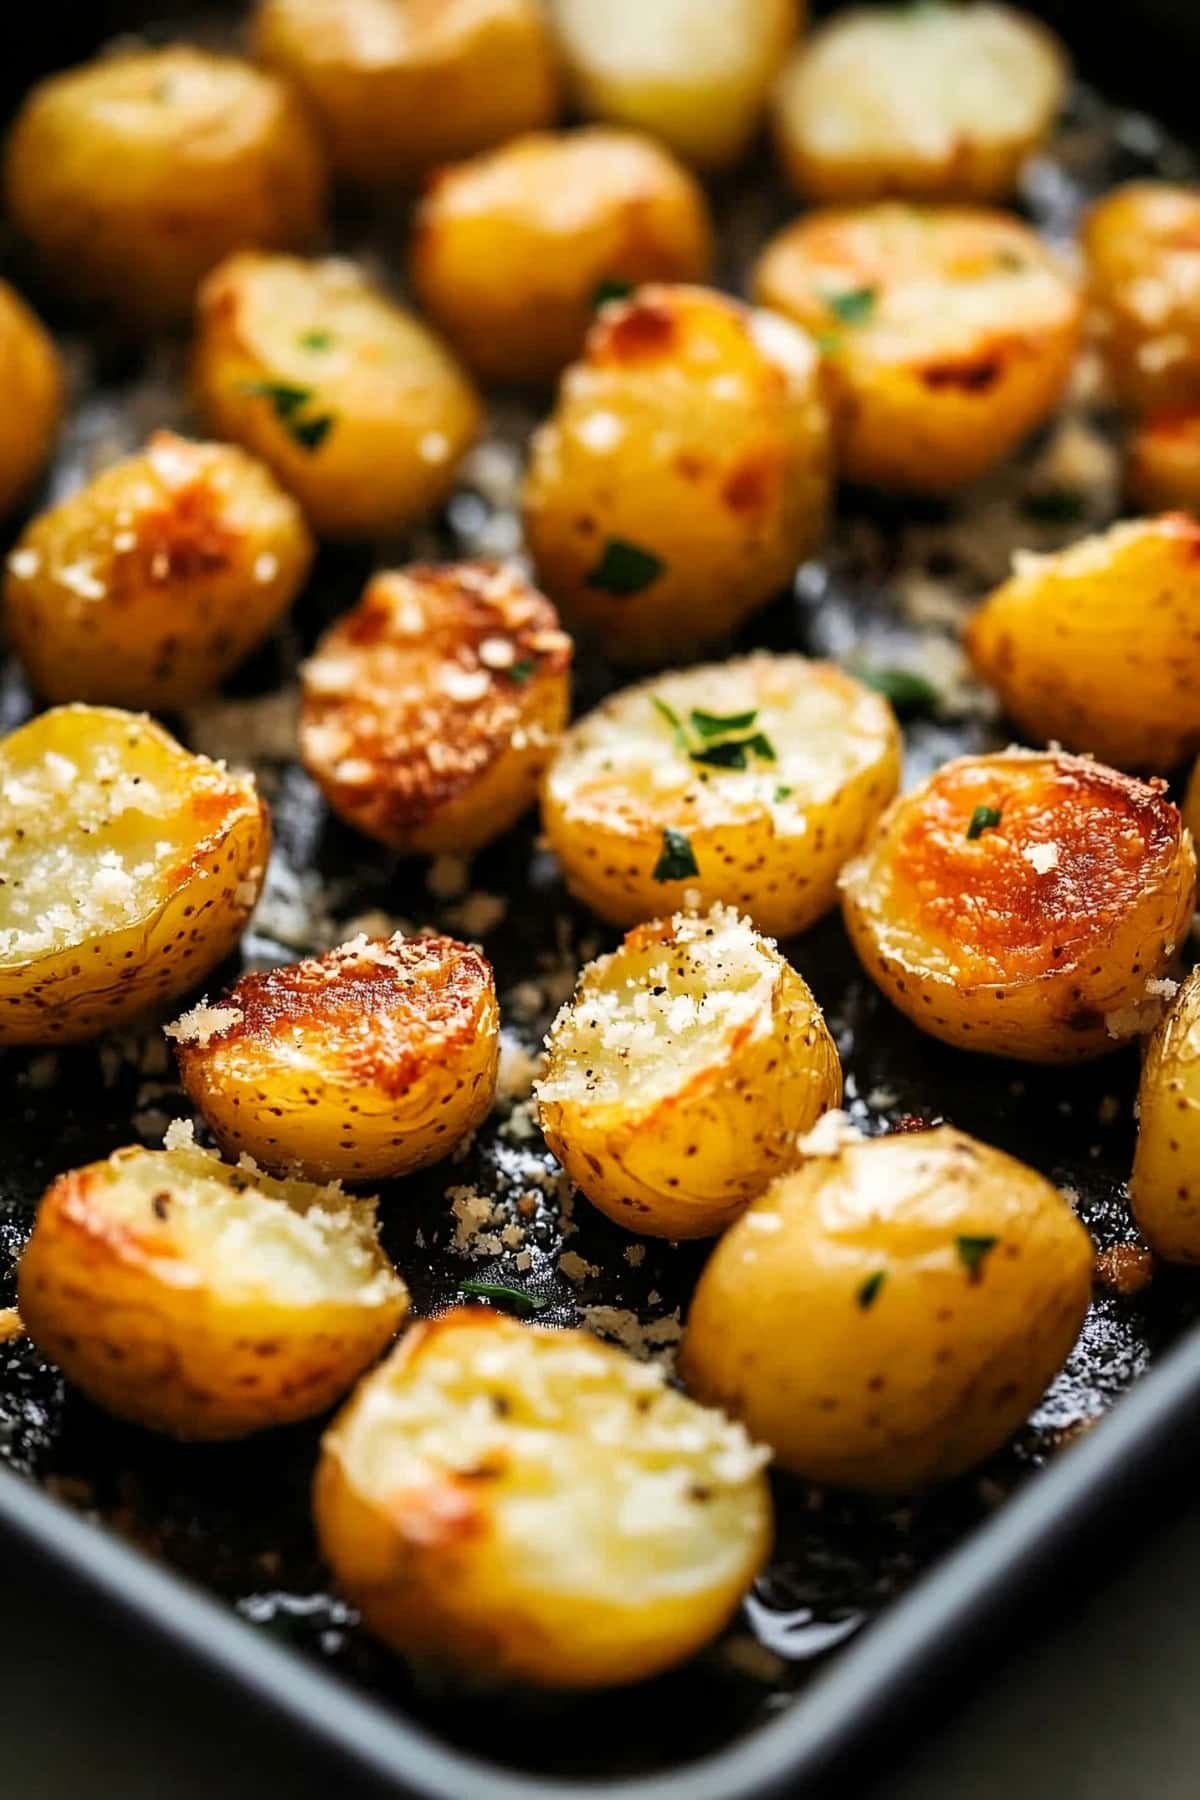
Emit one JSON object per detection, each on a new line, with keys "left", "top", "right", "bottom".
{"left": 314, "top": 1307, "right": 772, "bottom": 1687}
{"left": 0, "top": 706, "right": 269, "bottom": 1044}
{"left": 522, "top": 286, "right": 831, "bottom": 663}
{"left": 301, "top": 562, "right": 571, "bottom": 853}
{"left": 4, "top": 46, "right": 326, "bottom": 328}
{"left": 172, "top": 932, "right": 500, "bottom": 1181}
{"left": 18, "top": 1139, "right": 407, "bottom": 1439}
{"left": 5, "top": 433, "right": 313, "bottom": 710}
{"left": 840, "top": 750, "right": 1196, "bottom": 1063}
{"left": 542, "top": 653, "right": 900, "bottom": 936}
{"left": 772, "top": 4, "right": 1067, "bottom": 204}
{"left": 966, "top": 514, "right": 1200, "bottom": 771}
{"left": 681, "top": 1122, "right": 1093, "bottom": 1491}
{"left": 1083, "top": 183, "right": 1200, "bottom": 417}
{"left": 1131, "top": 967, "right": 1200, "bottom": 1261}
{"left": 537, "top": 905, "right": 841, "bottom": 1239}
{"left": 754, "top": 203, "right": 1081, "bottom": 493}
{"left": 0, "top": 281, "right": 62, "bottom": 518}
{"left": 1128, "top": 413, "right": 1200, "bottom": 513}
{"left": 192, "top": 253, "right": 481, "bottom": 540}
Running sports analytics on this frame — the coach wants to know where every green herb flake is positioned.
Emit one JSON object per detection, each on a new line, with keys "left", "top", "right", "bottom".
{"left": 815, "top": 331, "right": 844, "bottom": 355}
{"left": 857, "top": 666, "right": 939, "bottom": 715}
{"left": 825, "top": 285, "right": 877, "bottom": 326}
{"left": 690, "top": 732, "right": 776, "bottom": 770}
{"left": 508, "top": 658, "right": 535, "bottom": 685}
{"left": 857, "top": 1270, "right": 886, "bottom": 1310}
{"left": 956, "top": 1235, "right": 999, "bottom": 1277}
{"left": 459, "top": 1279, "right": 550, "bottom": 1316}
{"left": 299, "top": 329, "right": 333, "bottom": 351}
{"left": 593, "top": 277, "right": 635, "bottom": 309}
{"left": 237, "top": 379, "right": 336, "bottom": 453}
{"left": 653, "top": 827, "right": 699, "bottom": 883}
{"left": 586, "top": 538, "right": 665, "bottom": 596}
{"left": 652, "top": 695, "right": 686, "bottom": 747}
{"left": 774, "top": 784, "right": 793, "bottom": 802}
{"left": 289, "top": 412, "right": 335, "bottom": 451}
{"left": 966, "top": 804, "right": 1002, "bottom": 841}
{"left": 689, "top": 708, "right": 760, "bottom": 740}
{"left": 1023, "top": 487, "right": 1086, "bottom": 524}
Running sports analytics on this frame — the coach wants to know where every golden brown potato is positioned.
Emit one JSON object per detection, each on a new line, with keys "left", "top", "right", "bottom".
{"left": 681, "top": 1121, "right": 1093, "bottom": 1491}
{"left": 192, "top": 253, "right": 480, "bottom": 540}
{"left": 4, "top": 47, "right": 326, "bottom": 328}
{"left": 522, "top": 286, "right": 831, "bottom": 663}
{"left": 0, "top": 281, "right": 62, "bottom": 518}
{"left": 536, "top": 905, "right": 841, "bottom": 1239}
{"left": 410, "top": 129, "right": 713, "bottom": 386}
{"left": 1130, "top": 967, "right": 1200, "bottom": 1262}
{"left": 19, "top": 1138, "right": 407, "bottom": 1439}
{"left": 314, "top": 1308, "right": 772, "bottom": 1687}
{"left": 1128, "top": 413, "right": 1200, "bottom": 513}
{"left": 966, "top": 514, "right": 1200, "bottom": 771}
{"left": 254, "top": 0, "right": 559, "bottom": 188}
{"left": 5, "top": 433, "right": 313, "bottom": 710}
{"left": 840, "top": 750, "right": 1196, "bottom": 1064}
{"left": 301, "top": 562, "right": 571, "bottom": 853}
{"left": 773, "top": 4, "right": 1067, "bottom": 204}
{"left": 1083, "top": 183, "right": 1200, "bottom": 416}
{"left": 172, "top": 932, "right": 500, "bottom": 1181}
{"left": 542, "top": 653, "right": 900, "bottom": 936}
{"left": 0, "top": 706, "right": 269, "bottom": 1044}
{"left": 754, "top": 203, "right": 1081, "bottom": 493}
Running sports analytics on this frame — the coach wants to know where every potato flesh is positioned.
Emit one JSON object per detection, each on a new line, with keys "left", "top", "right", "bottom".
{"left": 1131, "top": 968, "right": 1200, "bottom": 1262}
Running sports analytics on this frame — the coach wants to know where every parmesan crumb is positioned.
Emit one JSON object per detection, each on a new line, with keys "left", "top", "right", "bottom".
{"left": 164, "top": 1003, "right": 244, "bottom": 1047}
{"left": 163, "top": 1117, "right": 198, "bottom": 1152}
{"left": 1023, "top": 842, "right": 1060, "bottom": 874}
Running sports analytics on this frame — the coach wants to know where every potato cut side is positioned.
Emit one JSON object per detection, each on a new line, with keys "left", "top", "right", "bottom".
{"left": 1131, "top": 968, "right": 1200, "bottom": 1262}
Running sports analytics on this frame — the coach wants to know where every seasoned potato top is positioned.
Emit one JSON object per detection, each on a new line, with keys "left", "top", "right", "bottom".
{"left": 1083, "top": 184, "right": 1200, "bottom": 370}
{"left": 573, "top": 282, "right": 819, "bottom": 397}
{"left": 257, "top": 0, "right": 538, "bottom": 66}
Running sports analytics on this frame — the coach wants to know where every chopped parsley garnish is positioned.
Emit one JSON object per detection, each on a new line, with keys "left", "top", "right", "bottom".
{"left": 1023, "top": 487, "right": 1086, "bottom": 524}
{"left": 289, "top": 412, "right": 335, "bottom": 451}
{"left": 691, "top": 733, "right": 776, "bottom": 770}
{"left": 593, "top": 277, "right": 635, "bottom": 309}
{"left": 857, "top": 1270, "right": 886, "bottom": 1310}
{"left": 586, "top": 537, "right": 665, "bottom": 596}
{"left": 825, "top": 285, "right": 877, "bottom": 325}
{"left": 459, "top": 1280, "right": 550, "bottom": 1316}
{"left": 956, "top": 1235, "right": 999, "bottom": 1277}
{"left": 966, "top": 805, "right": 1002, "bottom": 840}
{"left": 652, "top": 700, "right": 776, "bottom": 771}
{"left": 857, "top": 666, "right": 939, "bottom": 715}
{"left": 299, "top": 329, "right": 333, "bottom": 351}
{"left": 815, "top": 331, "right": 844, "bottom": 355}
{"left": 690, "top": 708, "right": 760, "bottom": 740}
{"left": 774, "top": 784, "right": 793, "bottom": 802}
{"left": 652, "top": 696, "right": 687, "bottom": 746}
{"left": 237, "top": 379, "right": 335, "bottom": 452}
{"left": 508, "top": 659, "right": 535, "bottom": 684}
{"left": 653, "top": 827, "right": 699, "bottom": 883}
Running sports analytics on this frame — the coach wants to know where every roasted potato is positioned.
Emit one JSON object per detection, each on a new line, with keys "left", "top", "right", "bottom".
{"left": 1128, "top": 413, "right": 1200, "bottom": 513}
{"left": 966, "top": 514, "right": 1200, "bottom": 771}
{"left": 192, "top": 253, "right": 481, "bottom": 540}
{"left": 1083, "top": 183, "right": 1200, "bottom": 416}
{"left": 522, "top": 286, "right": 831, "bottom": 663}
{"left": 301, "top": 562, "right": 571, "bottom": 853}
{"left": 314, "top": 1307, "right": 772, "bottom": 1687}
{"left": 4, "top": 47, "right": 326, "bottom": 328}
{"left": 172, "top": 932, "right": 500, "bottom": 1181}
{"left": 409, "top": 129, "right": 713, "bottom": 386}
{"left": 1131, "top": 967, "right": 1200, "bottom": 1262}
{"left": 754, "top": 203, "right": 1081, "bottom": 493}
{"left": 772, "top": 3, "right": 1067, "bottom": 205}
{"left": 542, "top": 653, "right": 900, "bottom": 936}
{"left": 254, "top": 0, "right": 559, "bottom": 189}
{"left": 0, "top": 282, "right": 62, "bottom": 518}
{"left": 18, "top": 1139, "right": 407, "bottom": 1439}
{"left": 5, "top": 433, "right": 313, "bottom": 711}
{"left": 839, "top": 750, "right": 1196, "bottom": 1064}
{"left": 681, "top": 1122, "right": 1093, "bottom": 1491}
{"left": 0, "top": 706, "right": 269, "bottom": 1044}
{"left": 537, "top": 905, "right": 841, "bottom": 1239}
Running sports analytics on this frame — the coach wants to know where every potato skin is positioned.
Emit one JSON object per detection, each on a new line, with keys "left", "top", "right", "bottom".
{"left": 681, "top": 1125, "right": 1093, "bottom": 1491}
{"left": 1131, "top": 968, "right": 1200, "bottom": 1262}
{"left": 1128, "top": 412, "right": 1200, "bottom": 513}
{"left": 18, "top": 1143, "right": 408, "bottom": 1440}
{"left": 301, "top": 562, "right": 571, "bottom": 854}
{"left": 966, "top": 514, "right": 1200, "bottom": 771}
{"left": 193, "top": 253, "right": 481, "bottom": 540}
{"left": 1083, "top": 184, "right": 1200, "bottom": 417}
{"left": 754, "top": 204, "right": 1081, "bottom": 494}
{"left": 0, "top": 282, "right": 62, "bottom": 518}
{"left": 523, "top": 286, "right": 831, "bottom": 663}
{"left": 410, "top": 129, "right": 713, "bottom": 386}
{"left": 6, "top": 433, "right": 313, "bottom": 710}
{"left": 840, "top": 750, "right": 1196, "bottom": 1064}
{"left": 4, "top": 47, "right": 326, "bottom": 328}
{"left": 254, "top": 0, "right": 559, "bottom": 188}
{"left": 314, "top": 1308, "right": 772, "bottom": 1688}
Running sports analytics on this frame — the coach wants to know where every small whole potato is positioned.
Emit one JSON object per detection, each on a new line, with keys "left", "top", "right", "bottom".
{"left": 773, "top": 3, "right": 1067, "bottom": 205}
{"left": 301, "top": 562, "right": 571, "bottom": 853}
{"left": 410, "top": 129, "right": 713, "bottom": 386}
{"left": 542, "top": 653, "right": 900, "bottom": 936}
{"left": 193, "top": 253, "right": 481, "bottom": 540}
{"left": 1131, "top": 967, "right": 1200, "bottom": 1262}
{"left": 680, "top": 1122, "right": 1093, "bottom": 1491}
{"left": 1128, "top": 413, "right": 1200, "bottom": 513}
{"left": 171, "top": 931, "right": 500, "bottom": 1181}
{"left": 19, "top": 1139, "right": 408, "bottom": 1439}
{"left": 522, "top": 286, "right": 831, "bottom": 663}
{"left": 6, "top": 432, "right": 313, "bottom": 710}
{"left": 966, "top": 514, "right": 1200, "bottom": 771}
{"left": 254, "top": 0, "right": 559, "bottom": 188}
{"left": 537, "top": 905, "right": 841, "bottom": 1239}
{"left": 754, "top": 203, "right": 1081, "bottom": 493}
{"left": 1083, "top": 183, "right": 1200, "bottom": 416}
{"left": 314, "top": 1308, "right": 772, "bottom": 1688}
{"left": 4, "top": 47, "right": 326, "bottom": 328}
{"left": 0, "top": 281, "right": 62, "bottom": 518}
{"left": 840, "top": 750, "right": 1196, "bottom": 1064}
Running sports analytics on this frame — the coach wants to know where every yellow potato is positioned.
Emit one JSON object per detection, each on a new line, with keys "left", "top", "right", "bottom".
{"left": 537, "top": 905, "right": 841, "bottom": 1239}
{"left": 773, "top": 3, "right": 1067, "bottom": 204}
{"left": 542, "top": 653, "right": 900, "bottom": 936}
{"left": 0, "top": 281, "right": 62, "bottom": 518}
{"left": 5, "top": 433, "right": 313, "bottom": 711}
{"left": 966, "top": 514, "right": 1200, "bottom": 771}
{"left": 840, "top": 750, "right": 1196, "bottom": 1064}
{"left": 18, "top": 1139, "right": 407, "bottom": 1440}
{"left": 1083, "top": 183, "right": 1200, "bottom": 416}
{"left": 172, "top": 932, "right": 500, "bottom": 1182}
{"left": 4, "top": 47, "right": 326, "bottom": 328}
{"left": 1184, "top": 756, "right": 1200, "bottom": 847}
{"left": 254, "top": 0, "right": 559, "bottom": 188}
{"left": 0, "top": 706, "right": 269, "bottom": 1044}
{"left": 410, "top": 129, "right": 713, "bottom": 386}
{"left": 754, "top": 203, "right": 1081, "bottom": 493}
{"left": 301, "top": 562, "right": 571, "bottom": 854}
{"left": 522, "top": 286, "right": 832, "bottom": 663}
{"left": 1128, "top": 413, "right": 1200, "bottom": 513}
{"left": 680, "top": 1122, "right": 1093, "bottom": 1491}
{"left": 1131, "top": 967, "right": 1200, "bottom": 1262}
{"left": 193, "top": 253, "right": 481, "bottom": 540}
{"left": 314, "top": 1308, "right": 772, "bottom": 1687}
